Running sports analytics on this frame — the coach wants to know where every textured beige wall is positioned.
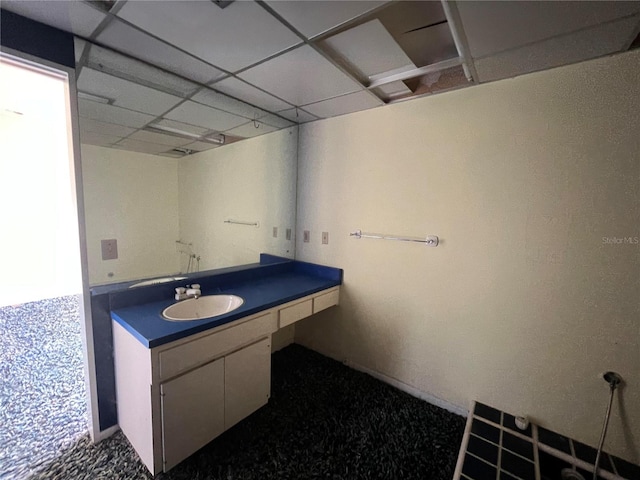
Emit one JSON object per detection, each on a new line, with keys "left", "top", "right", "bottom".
{"left": 294, "top": 50, "right": 640, "bottom": 462}
{"left": 178, "top": 127, "right": 297, "bottom": 271}
{"left": 81, "top": 144, "right": 180, "bottom": 284}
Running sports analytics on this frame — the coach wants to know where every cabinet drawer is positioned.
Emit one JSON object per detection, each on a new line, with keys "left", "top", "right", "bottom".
{"left": 313, "top": 288, "right": 339, "bottom": 314}
{"left": 159, "top": 311, "right": 275, "bottom": 381}
{"left": 278, "top": 298, "right": 312, "bottom": 328}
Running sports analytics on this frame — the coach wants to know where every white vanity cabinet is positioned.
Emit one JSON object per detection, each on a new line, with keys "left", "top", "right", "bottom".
{"left": 113, "top": 286, "right": 339, "bottom": 475}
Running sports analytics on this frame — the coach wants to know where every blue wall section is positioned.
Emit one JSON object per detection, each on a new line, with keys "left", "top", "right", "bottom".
{"left": 90, "top": 294, "right": 118, "bottom": 430}
{"left": 0, "top": 9, "right": 75, "bottom": 68}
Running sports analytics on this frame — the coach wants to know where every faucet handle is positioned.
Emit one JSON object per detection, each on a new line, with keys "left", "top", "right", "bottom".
{"left": 175, "top": 287, "right": 186, "bottom": 294}
{"left": 191, "top": 284, "right": 200, "bottom": 289}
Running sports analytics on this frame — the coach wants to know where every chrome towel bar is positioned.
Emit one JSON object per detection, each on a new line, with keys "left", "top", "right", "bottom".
{"left": 350, "top": 229, "right": 438, "bottom": 246}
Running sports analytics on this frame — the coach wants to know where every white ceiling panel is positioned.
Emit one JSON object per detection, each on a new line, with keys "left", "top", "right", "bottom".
{"left": 80, "top": 131, "right": 123, "bottom": 147}
{"left": 114, "top": 138, "right": 174, "bottom": 156}
{"left": 86, "top": 44, "right": 200, "bottom": 97}
{"left": 79, "top": 117, "right": 136, "bottom": 137}
{"left": 183, "top": 141, "right": 220, "bottom": 152}
{"left": 225, "top": 122, "right": 280, "bottom": 138}
{"left": 164, "top": 101, "right": 248, "bottom": 132}
{"left": 239, "top": 45, "right": 362, "bottom": 106}
{"left": 322, "top": 19, "right": 415, "bottom": 80}
{"left": 374, "top": 81, "right": 412, "bottom": 99}
{"left": 96, "top": 19, "right": 225, "bottom": 85}
{"left": 78, "top": 68, "right": 183, "bottom": 116}
{"left": 154, "top": 119, "right": 210, "bottom": 137}
{"left": 191, "top": 88, "right": 267, "bottom": 120}
{"left": 265, "top": 0, "right": 387, "bottom": 39}
{"left": 303, "top": 91, "right": 382, "bottom": 119}
{"left": 78, "top": 99, "right": 155, "bottom": 128}
{"left": 2, "top": 0, "right": 106, "bottom": 38}
{"left": 212, "top": 78, "right": 292, "bottom": 112}
{"left": 129, "top": 130, "right": 193, "bottom": 148}
{"left": 474, "top": 15, "right": 640, "bottom": 83}
{"left": 457, "top": 1, "right": 640, "bottom": 59}
{"left": 74, "top": 37, "right": 88, "bottom": 63}
{"left": 276, "top": 108, "right": 318, "bottom": 124}
{"left": 116, "top": 0, "right": 302, "bottom": 72}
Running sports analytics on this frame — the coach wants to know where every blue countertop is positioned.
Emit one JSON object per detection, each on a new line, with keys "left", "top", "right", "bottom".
{"left": 111, "top": 261, "right": 342, "bottom": 348}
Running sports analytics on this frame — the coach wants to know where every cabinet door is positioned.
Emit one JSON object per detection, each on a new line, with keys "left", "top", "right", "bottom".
{"left": 161, "top": 357, "right": 225, "bottom": 472}
{"left": 224, "top": 337, "right": 271, "bottom": 430}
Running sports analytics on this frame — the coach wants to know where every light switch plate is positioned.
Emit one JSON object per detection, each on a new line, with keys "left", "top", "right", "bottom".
{"left": 286, "top": 228, "right": 292, "bottom": 241}
{"left": 303, "top": 230, "right": 310, "bottom": 243}
{"left": 273, "top": 226, "right": 278, "bottom": 238}
{"left": 322, "top": 232, "right": 329, "bottom": 244}
{"left": 101, "top": 238, "right": 118, "bottom": 260}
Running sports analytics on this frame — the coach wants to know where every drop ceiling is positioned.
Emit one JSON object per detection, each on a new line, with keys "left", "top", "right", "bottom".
{"left": 2, "top": 1, "right": 639, "bottom": 157}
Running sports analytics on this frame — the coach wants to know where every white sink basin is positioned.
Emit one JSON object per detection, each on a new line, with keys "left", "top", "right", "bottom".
{"left": 162, "top": 295, "right": 244, "bottom": 321}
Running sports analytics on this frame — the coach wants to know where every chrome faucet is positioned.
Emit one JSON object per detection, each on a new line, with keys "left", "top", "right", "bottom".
{"left": 175, "top": 284, "right": 201, "bottom": 301}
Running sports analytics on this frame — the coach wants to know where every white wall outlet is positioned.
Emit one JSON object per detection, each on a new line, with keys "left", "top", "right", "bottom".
{"left": 101, "top": 239, "right": 118, "bottom": 260}
{"left": 303, "top": 230, "right": 310, "bottom": 243}
{"left": 286, "top": 228, "right": 292, "bottom": 241}
{"left": 273, "top": 227, "right": 278, "bottom": 238}
{"left": 322, "top": 232, "right": 329, "bottom": 244}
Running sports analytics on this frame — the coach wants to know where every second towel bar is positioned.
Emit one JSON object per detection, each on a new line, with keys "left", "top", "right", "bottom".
{"left": 350, "top": 229, "right": 438, "bottom": 246}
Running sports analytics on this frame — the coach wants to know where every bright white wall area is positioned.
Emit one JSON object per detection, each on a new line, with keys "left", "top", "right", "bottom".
{"left": 0, "top": 57, "right": 81, "bottom": 306}
{"left": 178, "top": 127, "right": 297, "bottom": 271}
{"left": 295, "top": 50, "right": 640, "bottom": 463}
{"left": 81, "top": 144, "right": 180, "bottom": 285}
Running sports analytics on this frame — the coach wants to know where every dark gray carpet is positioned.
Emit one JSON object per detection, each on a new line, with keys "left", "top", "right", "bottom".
{"left": 0, "top": 296, "right": 87, "bottom": 480}
{"left": 1, "top": 296, "right": 465, "bottom": 479}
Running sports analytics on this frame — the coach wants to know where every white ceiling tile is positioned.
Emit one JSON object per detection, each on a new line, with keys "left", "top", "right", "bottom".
{"left": 374, "top": 81, "right": 412, "bottom": 99}
{"left": 276, "top": 108, "right": 318, "bottom": 124}
{"left": 475, "top": 15, "right": 640, "bottom": 83}
{"left": 225, "top": 122, "right": 279, "bottom": 138}
{"left": 265, "top": 0, "right": 387, "bottom": 39}
{"left": 79, "top": 117, "right": 136, "bottom": 137}
{"left": 116, "top": 0, "right": 302, "bottom": 72}
{"left": 96, "top": 19, "right": 225, "bottom": 84}
{"left": 80, "top": 131, "right": 123, "bottom": 147}
{"left": 182, "top": 141, "right": 220, "bottom": 152}
{"left": 86, "top": 44, "right": 200, "bottom": 97}
{"left": 164, "top": 101, "right": 248, "bottom": 131}
{"left": 239, "top": 45, "right": 362, "bottom": 106}
{"left": 2, "top": 0, "right": 106, "bottom": 37}
{"left": 303, "top": 91, "right": 382, "bottom": 118}
{"left": 458, "top": 1, "right": 640, "bottom": 59}
{"left": 212, "top": 78, "right": 292, "bottom": 112}
{"left": 256, "top": 113, "right": 294, "bottom": 129}
{"left": 78, "top": 99, "right": 155, "bottom": 128}
{"left": 154, "top": 119, "right": 210, "bottom": 137}
{"left": 74, "top": 37, "right": 87, "bottom": 64}
{"left": 114, "top": 138, "right": 174, "bottom": 155}
{"left": 129, "top": 130, "right": 193, "bottom": 147}
{"left": 78, "top": 68, "right": 183, "bottom": 116}
{"left": 322, "top": 19, "right": 415, "bottom": 79}
{"left": 191, "top": 88, "right": 267, "bottom": 120}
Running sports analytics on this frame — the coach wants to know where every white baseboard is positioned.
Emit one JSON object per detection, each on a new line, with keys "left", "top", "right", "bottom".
{"left": 93, "top": 424, "right": 120, "bottom": 443}
{"left": 344, "top": 359, "right": 469, "bottom": 418}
